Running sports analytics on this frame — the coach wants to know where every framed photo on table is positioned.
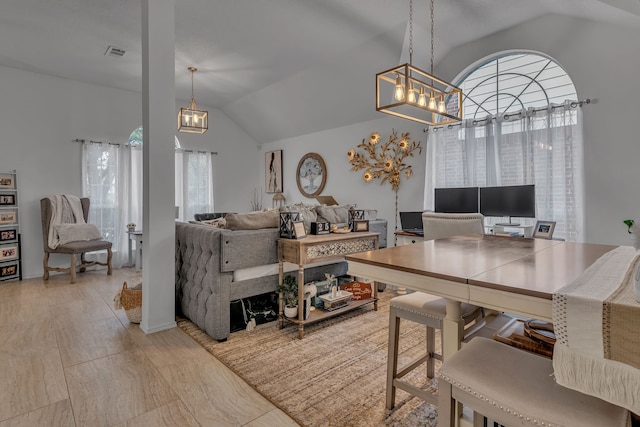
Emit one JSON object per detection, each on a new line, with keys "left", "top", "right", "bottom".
{"left": 293, "top": 221, "right": 307, "bottom": 239}
{"left": 353, "top": 220, "right": 369, "bottom": 232}
{"left": 533, "top": 221, "right": 556, "bottom": 239}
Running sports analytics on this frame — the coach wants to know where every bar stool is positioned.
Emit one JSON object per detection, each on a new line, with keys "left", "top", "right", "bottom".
{"left": 438, "top": 337, "right": 631, "bottom": 427}
{"left": 386, "top": 292, "right": 484, "bottom": 409}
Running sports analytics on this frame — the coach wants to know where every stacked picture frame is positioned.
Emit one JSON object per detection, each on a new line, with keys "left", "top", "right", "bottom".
{"left": 0, "top": 170, "right": 21, "bottom": 281}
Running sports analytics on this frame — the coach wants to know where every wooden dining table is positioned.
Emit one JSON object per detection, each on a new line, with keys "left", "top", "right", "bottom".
{"left": 345, "top": 234, "right": 617, "bottom": 360}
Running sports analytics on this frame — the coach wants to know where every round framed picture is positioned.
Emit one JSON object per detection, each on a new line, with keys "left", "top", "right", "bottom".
{"left": 296, "top": 152, "right": 326, "bottom": 197}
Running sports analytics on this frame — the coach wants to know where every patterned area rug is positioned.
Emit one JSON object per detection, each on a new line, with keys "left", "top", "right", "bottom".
{"left": 177, "top": 291, "right": 440, "bottom": 427}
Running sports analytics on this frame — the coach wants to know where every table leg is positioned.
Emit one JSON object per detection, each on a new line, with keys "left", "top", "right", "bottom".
{"left": 277, "top": 262, "right": 284, "bottom": 329}
{"left": 443, "top": 299, "right": 465, "bottom": 427}
{"left": 373, "top": 280, "right": 379, "bottom": 311}
{"left": 135, "top": 238, "right": 142, "bottom": 271}
{"left": 442, "top": 299, "right": 463, "bottom": 360}
{"left": 297, "top": 265, "right": 305, "bottom": 339}
{"left": 128, "top": 234, "right": 133, "bottom": 267}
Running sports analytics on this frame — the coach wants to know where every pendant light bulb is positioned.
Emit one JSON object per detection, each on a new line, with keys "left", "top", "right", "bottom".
{"left": 428, "top": 91, "right": 437, "bottom": 110}
{"left": 394, "top": 75, "right": 405, "bottom": 101}
{"left": 438, "top": 94, "right": 446, "bottom": 113}
{"left": 408, "top": 82, "right": 417, "bottom": 104}
{"left": 418, "top": 87, "right": 427, "bottom": 107}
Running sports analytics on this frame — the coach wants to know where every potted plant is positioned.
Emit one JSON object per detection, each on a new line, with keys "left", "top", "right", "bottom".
{"left": 276, "top": 275, "right": 298, "bottom": 318}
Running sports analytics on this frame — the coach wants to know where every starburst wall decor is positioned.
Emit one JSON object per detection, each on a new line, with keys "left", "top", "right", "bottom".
{"left": 347, "top": 129, "right": 422, "bottom": 235}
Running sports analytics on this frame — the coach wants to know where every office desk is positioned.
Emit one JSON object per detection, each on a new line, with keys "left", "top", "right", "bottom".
{"left": 345, "top": 234, "right": 616, "bottom": 359}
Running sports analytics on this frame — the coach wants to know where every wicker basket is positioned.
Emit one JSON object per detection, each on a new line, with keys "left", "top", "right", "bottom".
{"left": 116, "top": 281, "right": 142, "bottom": 323}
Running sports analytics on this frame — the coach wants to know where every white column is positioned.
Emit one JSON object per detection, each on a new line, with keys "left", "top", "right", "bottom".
{"left": 140, "top": 0, "right": 176, "bottom": 334}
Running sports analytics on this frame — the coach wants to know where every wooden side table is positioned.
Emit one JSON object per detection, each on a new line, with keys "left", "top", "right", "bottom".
{"left": 127, "top": 230, "right": 143, "bottom": 271}
{"left": 277, "top": 231, "right": 379, "bottom": 339}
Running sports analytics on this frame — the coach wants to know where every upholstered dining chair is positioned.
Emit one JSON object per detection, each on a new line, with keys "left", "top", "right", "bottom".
{"left": 386, "top": 212, "right": 486, "bottom": 409}
{"left": 40, "top": 197, "right": 112, "bottom": 284}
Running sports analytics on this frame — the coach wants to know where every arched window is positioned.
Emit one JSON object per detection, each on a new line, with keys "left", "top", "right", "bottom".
{"left": 425, "top": 52, "right": 584, "bottom": 241}
{"left": 128, "top": 126, "right": 182, "bottom": 148}
{"left": 459, "top": 53, "right": 577, "bottom": 120}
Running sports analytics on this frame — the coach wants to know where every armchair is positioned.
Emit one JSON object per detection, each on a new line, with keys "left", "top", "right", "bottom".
{"left": 40, "top": 197, "right": 112, "bottom": 283}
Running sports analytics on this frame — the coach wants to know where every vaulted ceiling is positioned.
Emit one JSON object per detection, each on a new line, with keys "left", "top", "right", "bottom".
{"left": 1, "top": 0, "right": 639, "bottom": 143}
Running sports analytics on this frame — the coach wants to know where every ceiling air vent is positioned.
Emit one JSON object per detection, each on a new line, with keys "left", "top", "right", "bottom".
{"left": 104, "top": 46, "right": 126, "bottom": 58}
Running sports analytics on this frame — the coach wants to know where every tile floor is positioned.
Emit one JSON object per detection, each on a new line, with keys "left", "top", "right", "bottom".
{"left": 0, "top": 267, "right": 300, "bottom": 427}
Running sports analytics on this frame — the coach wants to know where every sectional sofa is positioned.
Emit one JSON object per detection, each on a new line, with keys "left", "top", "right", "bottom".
{"left": 175, "top": 209, "right": 387, "bottom": 341}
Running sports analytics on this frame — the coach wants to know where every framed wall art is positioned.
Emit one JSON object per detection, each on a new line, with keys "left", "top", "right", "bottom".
{"left": 0, "top": 245, "right": 18, "bottom": 261}
{"left": 296, "top": 152, "right": 326, "bottom": 198}
{"left": 0, "top": 211, "right": 16, "bottom": 225}
{"left": 0, "top": 193, "right": 16, "bottom": 206}
{"left": 265, "top": 150, "right": 283, "bottom": 193}
{"left": 0, "top": 175, "right": 15, "bottom": 189}
{"left": 0, "top": 228, "right": 17, "bottom": 243}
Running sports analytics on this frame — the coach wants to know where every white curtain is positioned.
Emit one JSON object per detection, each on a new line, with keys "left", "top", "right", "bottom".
{"left": 175, "top": 150, "right": 214, "bottom": 221}
{"left": 81, "top": 142, "right": 138, "bottom": 267}
{"left": 424, "top": 101, "right": 584, "bottom": 242}
{"left": 82, "top": 143, "right": 215, "bottom": 267}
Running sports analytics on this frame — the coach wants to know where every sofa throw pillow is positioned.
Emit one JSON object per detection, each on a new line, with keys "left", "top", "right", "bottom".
{"left": 56, "top": 223, "right": 103, "bottom": 245}
{"left": 225, "top": 210, "right": 279, "bottom": 230}
{"left": 316, "top": 205, "right": 352, "bottom": 225}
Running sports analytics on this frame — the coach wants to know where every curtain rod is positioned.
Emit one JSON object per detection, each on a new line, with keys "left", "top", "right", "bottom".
{"left": 423, "top": 98, "right": 592, "bottom": 132}
{"left": 72, "top": 139, "right": 217, "bottom": 155}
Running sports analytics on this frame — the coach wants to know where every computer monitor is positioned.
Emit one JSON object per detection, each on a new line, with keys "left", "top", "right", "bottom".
{"left": 434, "top": 187, "right": 479, "bottom": 213}
{"left": 479, "top": 185, "right": 536, "bottom": 225}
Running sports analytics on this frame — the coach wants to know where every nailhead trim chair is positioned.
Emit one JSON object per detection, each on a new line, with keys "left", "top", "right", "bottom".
{"left": 438, "top": 337, "right": 632, "bottom": 427}
{"left": 385, "top": 212, "right": 486, "bottom": 409}
{"left": 40, "top": 197, "right": 112, "bottom": 284}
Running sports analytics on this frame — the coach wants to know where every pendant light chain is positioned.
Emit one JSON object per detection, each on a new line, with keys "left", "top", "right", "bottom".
{"left": 430, "top": 0, "right": 434, "bottom": 75}
{"left": 409, "top": 0, "right": 413, "bottom": 64}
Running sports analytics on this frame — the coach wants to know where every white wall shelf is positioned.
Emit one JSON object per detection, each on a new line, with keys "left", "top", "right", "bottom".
{"left": 0, "top": 170, "right": 22, "bottom": 281}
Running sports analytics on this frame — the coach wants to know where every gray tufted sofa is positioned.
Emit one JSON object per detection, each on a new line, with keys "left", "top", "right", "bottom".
{"left": 175, "top": 221, "right": 386, "bottom": 341}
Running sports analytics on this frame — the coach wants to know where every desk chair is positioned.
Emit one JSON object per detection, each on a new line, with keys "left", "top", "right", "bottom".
{"left": 41, "top": 197, "right": 112, "bottom": 284}
{"left": 386, "top": 212, "right": 485, "bottom": 409}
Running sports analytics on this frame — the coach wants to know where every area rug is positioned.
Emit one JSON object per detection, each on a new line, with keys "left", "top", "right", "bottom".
{"left": 177, "top": 291, "right": 440, "bottom": 427}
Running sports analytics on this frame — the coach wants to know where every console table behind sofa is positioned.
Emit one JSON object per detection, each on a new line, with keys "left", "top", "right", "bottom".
{"left": 175, "top": 220, "right": 387, "bottom": 341}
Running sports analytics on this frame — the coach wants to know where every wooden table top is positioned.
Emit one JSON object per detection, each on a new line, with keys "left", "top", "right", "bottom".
{"left": 345, "top": 234, "right": 617, "bottom": 299}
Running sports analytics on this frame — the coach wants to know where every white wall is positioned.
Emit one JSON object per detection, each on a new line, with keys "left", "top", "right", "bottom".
{"left": 261, "top": 115, "right": 426, "bottom": 245}
{"left": 0, "top": 65, "right": 259, "bottom": 279}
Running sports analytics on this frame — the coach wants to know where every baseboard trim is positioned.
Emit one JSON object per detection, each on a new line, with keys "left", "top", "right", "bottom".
{"left": 140, "top": 320, "right": 177, "bottom": 334}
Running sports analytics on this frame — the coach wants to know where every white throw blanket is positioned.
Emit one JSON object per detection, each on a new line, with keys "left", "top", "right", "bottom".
{"left": 552, "top": 245, "right": 640, "bottom": 414}
{"left": 47, "top": 195, "right": 89, "bottom": 248}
